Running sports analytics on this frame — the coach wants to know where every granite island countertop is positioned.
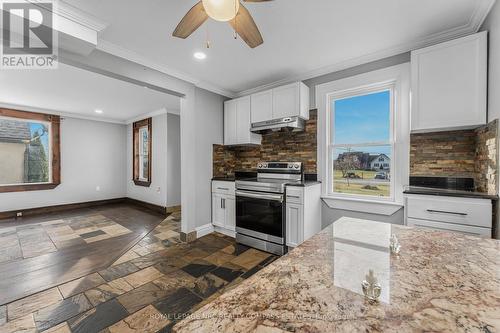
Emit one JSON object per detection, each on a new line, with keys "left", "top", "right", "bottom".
{"left": 174, "top": 217, "right": 500, "bottom": 333}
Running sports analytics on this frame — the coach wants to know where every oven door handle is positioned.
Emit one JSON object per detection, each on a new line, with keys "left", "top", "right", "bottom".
{"left": 236, "top": 190, "right": 283, "bottom": 202}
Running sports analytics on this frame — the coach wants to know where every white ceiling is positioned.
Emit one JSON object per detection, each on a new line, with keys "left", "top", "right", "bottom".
{"left": 0, "top": 63, "right": 180, "bottom": 123}
{"left": 64, "top": 0, "right": 493, "bottom": 96}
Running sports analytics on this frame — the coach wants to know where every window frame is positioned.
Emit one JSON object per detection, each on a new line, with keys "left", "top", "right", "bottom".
{"left": 0, "top": 108, "right": 61, "bottom": 193}
{"left": 132, "top": 118, "right": 152, "bottom": 187}
{"left": 327, "top": 84, "right": 396, "bottom": 202}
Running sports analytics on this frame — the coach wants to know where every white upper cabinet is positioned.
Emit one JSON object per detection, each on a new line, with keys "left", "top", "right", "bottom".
{"left": 250, "top": 82, "right": 310, "bottom": 123}
{"left": 224, "top": 99, "right": 238, "bottom": 145}
{"left": 411, "top": 32, "right": 487, "bottom": 132}
{"left": 224, "top": 96, "right": 261, "bottom": 146}
{"left": 250, "top": 90, "right": 273, "bottom": 123}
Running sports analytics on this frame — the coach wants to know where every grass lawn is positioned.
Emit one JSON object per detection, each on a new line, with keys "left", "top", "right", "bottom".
{"left": 333, "top": 182, "right": 390, "bottom": 197}
{"left": 333, "top": 170, "right": 390, "bottom": 197}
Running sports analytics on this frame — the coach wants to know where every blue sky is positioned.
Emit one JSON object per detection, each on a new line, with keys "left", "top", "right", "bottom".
{"left": 332, "top": 90, "right": 391, "bottom": 158}
{"left": 333, "top": 90, "right": 390, "bottom": 144}
{"left": 29, "top": 122, "right": 49, "bottom": 155}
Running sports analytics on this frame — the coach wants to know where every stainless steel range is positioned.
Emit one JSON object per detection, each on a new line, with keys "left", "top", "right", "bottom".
{"left": 235, "top": 162, "right": 303, "bottom": 255}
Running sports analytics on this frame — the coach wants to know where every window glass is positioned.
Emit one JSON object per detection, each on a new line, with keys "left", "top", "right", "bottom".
{"left": 330, "top": 89, "right": 393, "bottom": 199}
{"left": 0, "top": 118, "right": 51, "bottom": 185}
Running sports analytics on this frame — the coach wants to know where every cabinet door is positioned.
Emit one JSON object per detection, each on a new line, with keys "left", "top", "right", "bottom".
{"left": 273, "top": 82, "right": 299, "bottom": 119}
{"left": 224, "top": 100, "right": 237, "bottom": 145}
{"left": 236, "top": 96, "right": 251, "bottom": 144}
{"left": 411, "top": 32, "right": 487, "bottom": 132}
{"left": 224, "top": 197, "right": 236, "bottom": 231}
{"left": 212, "top": 194, "right": 225, "bottom": 227}
{"left": 251, "top": 90, "right": 273, "bottom": 123}
{"left": 286, "top": 203, "right": 303, "bottom": 247}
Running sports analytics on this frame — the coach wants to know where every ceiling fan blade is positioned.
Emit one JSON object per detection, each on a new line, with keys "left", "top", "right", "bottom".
{"left": 229, "top": 4, "right": 263, "bottom": 48}
{"left": 172, "top": 1, "right": 208, "bottom": 39}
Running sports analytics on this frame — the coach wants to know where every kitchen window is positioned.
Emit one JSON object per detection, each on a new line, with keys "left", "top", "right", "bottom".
{"left": 317, "top": 64, "right": 410, "bottom": 209}
{"left": 133, "top": 118, "right": 152, "bottom": 186}
{"left": 329, "top": 87, "right": 394, "bottom": 200}
{"left": 0, "top": 108, "right": 61, "bottom": 193}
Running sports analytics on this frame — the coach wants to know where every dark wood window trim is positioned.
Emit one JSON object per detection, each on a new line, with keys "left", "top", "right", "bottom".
{"left": 133, "top": 118, "right": 152, "bottom": 187}
{"left": 0, "top": 108, "right": 61, "bottom": 193}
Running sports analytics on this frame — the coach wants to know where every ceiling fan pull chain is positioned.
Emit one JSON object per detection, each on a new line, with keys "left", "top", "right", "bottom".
{"left": 206, "top": 25, "right": 211, "bottom": 49}
{"left": 234, "top": 0, "right": 238, "bottom": 40}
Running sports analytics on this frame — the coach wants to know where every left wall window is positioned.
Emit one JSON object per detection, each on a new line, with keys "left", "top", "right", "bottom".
{"left": 0, "top": 108, "right": 60, "bottom": 193}
{"left": 133, "top": 118, "right": 152, "bottom": 187}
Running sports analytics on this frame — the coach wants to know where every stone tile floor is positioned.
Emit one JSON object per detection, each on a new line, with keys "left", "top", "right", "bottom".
{"left": 0, "top": 214, "right": 132, "bottom": 263}
{"left": 0, "top": 211, "right": 278, "bottom": 333}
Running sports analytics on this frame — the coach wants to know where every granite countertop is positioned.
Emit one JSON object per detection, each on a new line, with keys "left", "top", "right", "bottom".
{"left": 404, "top": 186, "right": 498, "bottom": 200}
{"left": 174, "top": 217, "right": 500, "bottom": 332}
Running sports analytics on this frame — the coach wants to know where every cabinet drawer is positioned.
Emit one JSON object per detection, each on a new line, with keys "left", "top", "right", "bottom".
{"left": 406, "top": 195, "right": 491, "bottom": 228}
{"left": 285, "top": 187, "right": 303, "bottom": 204}
{"left": 407, "top": 218, "right": 491, "bottom": 237}
{"left": 212, "top": 181, "right": 235, "bottom": 196}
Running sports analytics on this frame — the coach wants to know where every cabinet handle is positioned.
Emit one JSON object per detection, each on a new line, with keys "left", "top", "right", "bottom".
{"left": 217, "top": 187, "right": 229, "bottom": 191}
{"left": 426, "top": 209, "right": 467, "bottom": 216}
{"left": 222, "top": 198, "right": 225, "bottom": 209}
{"left": 287, "top": 195, "right": 300, "bottom": 199}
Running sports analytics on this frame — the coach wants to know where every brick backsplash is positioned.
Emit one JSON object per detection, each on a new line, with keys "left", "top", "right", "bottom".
{"left": 213, "top": 110, "right": 317, "bottom": 177}
{"left": 410, "top": 120, "right": 498, "bottom": 194}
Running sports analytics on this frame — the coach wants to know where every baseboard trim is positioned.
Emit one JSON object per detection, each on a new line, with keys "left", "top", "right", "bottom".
{"left": 196, "top": 223, "right": 215, "bottom": 238}
{"left": 0, "top": 197, "right": 168, "bottom": 221}
{"left": 0, "top": 198, "right": 126, "bottom": 221}
{"left": 124, "top": 198, "right": 167, "bottom": 216}
{"left": 213, "top": 225, "right": 236, "bottom": 238}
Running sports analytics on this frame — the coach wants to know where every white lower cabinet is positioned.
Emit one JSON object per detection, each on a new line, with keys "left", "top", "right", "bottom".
{"left": 405, "top": 194, "right": 492, "bottom": 237}
{"left": 212, "top": 181, "right": 236, "bottom": 234}
{"left": 285, "top": 184, "right": 321, "bottom": 248}
{"left": 286, "top": 202, "right": 303, "bottom": 248}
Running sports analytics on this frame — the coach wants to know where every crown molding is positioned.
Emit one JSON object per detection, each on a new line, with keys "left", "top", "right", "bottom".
{"left": 230, "top": 0, "right": 495, "bottom": 97}
{"left": 0, "top": 102, "right": 126, "bottom": 124}
{"left": 97, "top": 40, "right": 237, "bottom": 98}
{"left": 27, "top": 0, "right": 108, "bottom": 32}
{"left": 125, "top": 107, "right": 180, "bottom": 124}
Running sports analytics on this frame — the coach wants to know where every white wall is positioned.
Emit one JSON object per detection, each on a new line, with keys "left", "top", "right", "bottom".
{"left": 0, "top": 117, "right": 127, "bottom": 212}
{"left": 126, "top": 113, "right": 168, "bottom": 207}
{"left": 167, "top": 113, "right": 181, "bottom": 207}
{"left": 481, "top": 2, "right": 500, "bottom": 238}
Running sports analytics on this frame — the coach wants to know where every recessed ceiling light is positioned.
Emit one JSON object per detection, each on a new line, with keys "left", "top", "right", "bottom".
{"left": 95, "top": 109, "right": 103, "bottom": 114}
{"left": 193, "top": 52, "right": 207, "bottom": 60}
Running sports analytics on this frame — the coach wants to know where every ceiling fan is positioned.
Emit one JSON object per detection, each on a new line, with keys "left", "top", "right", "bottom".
{"left": 172, "top": 0, "right": 272, "bottom": 49}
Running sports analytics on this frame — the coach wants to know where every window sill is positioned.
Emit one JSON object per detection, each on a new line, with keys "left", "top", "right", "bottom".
{"left": 0, "top": 183, "right": 60, "bottom": 193}
{"left": 133, "top": 179, "right": 151, "bottom": 187}
{"left": 321, "top": 196, "right": 403, "bottom": 216}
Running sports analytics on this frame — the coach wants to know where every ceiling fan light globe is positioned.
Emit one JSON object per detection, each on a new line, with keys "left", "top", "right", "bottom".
{"left": 202, "top": 0, "right": 239, "bottom": 22}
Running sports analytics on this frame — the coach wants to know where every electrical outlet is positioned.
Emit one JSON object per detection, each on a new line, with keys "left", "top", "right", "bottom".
{"left": 16, "top": 212, "right": 22, "bottom": 217}
{"left": 156, "top": 187, "right": 161, "bottom": 193}
{"left": 96, "top": 186, "right": 100, "bottom": 192}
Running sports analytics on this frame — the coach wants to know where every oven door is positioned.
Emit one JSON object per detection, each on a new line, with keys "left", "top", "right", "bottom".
{"left": 235, "top": 190, "right": 284, "bottom": 244}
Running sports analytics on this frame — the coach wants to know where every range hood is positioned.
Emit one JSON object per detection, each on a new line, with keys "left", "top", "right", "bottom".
{"left": 250, "top": 117, "right": 305, "bottom": 134}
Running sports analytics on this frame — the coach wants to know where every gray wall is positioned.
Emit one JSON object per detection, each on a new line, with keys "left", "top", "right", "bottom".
{"left": 0, "top": 117, "right": 127, "bottom": 212}
{"left": 126, "top": 114, "right": 168, "bottom": 207}
{"left": 193, "top": 87, "right": 226, "bottom": 229}
{"left": 304, "top": 53, "right": 410, "bottom": 109}
{"left": 481, "top": 2, "right": 500, "bottom": 238}
{"left": 167, "top": 113, "right": 181, "bottom": 207}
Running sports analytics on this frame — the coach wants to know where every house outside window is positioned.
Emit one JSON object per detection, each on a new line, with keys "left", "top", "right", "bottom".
{"left": 133, "top": 118, "right": 152, "bottom": 186}
{"left": 0, "top": 108, "right": 61, "bottom": 193}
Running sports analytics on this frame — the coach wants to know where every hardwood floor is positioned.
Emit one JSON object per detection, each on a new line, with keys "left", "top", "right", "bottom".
{"left": 0, "top": 209, "right": 278, "bottom": 333}
{"left": 0, "top": 203, "right": 165, "bottom": 305}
